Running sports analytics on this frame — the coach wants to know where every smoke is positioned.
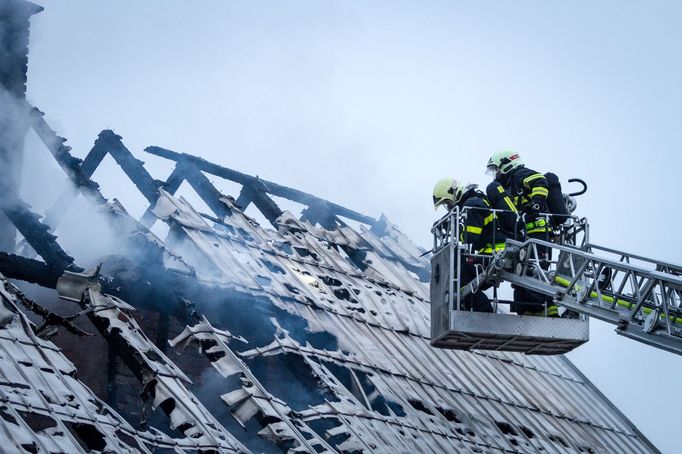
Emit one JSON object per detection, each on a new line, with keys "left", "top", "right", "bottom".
{"left": 0, "top": 87, "right": 145, "bottom": 271}
{"left": 0, "top": 85, "right": 30, "bottom": 184}
{"left": 0, "top": 0, "right": 40, "bottom": 188}
{"left": 0, "top": 83, "right": 33, "bottom": 252}
{"left": 0, "top": 88, "right": 122, "bottom": 270}
{"left": 11, "top": 2, "right": 682, "bottom": 451}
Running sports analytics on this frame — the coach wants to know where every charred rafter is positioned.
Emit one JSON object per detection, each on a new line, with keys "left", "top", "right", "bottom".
{"left": 0, "top": 187, "right": 78, "bottom": 273}
{"left": 0, "top": 252, "right": 61, "bottom": 287}
{"left": 236, "top": 179, "right": 283, "bottom": 227}
{"left": 145, "top": 145, "right": 376, "bottom": 226}
{"left": 38, "top": 126, "right": 156, "bottom": 230}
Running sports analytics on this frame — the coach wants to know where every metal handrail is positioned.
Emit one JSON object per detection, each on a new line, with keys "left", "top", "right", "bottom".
{"left": 432, "top": 206, "right": 588, "bottom": 315}
{"left": 432, "top": 206, "right": 588, "bottom": 253}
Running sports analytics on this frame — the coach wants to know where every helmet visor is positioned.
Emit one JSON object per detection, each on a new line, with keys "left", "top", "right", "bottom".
{"left": 433, "top": 196, "right": 454, "bottom": 210}
{"left": 433, "top": 195, "right": 448, "bottom": 208}
{"left": 486, "top": 165, "right": 500, "bottom": 178}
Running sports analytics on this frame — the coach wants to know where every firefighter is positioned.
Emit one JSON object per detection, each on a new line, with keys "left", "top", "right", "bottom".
{"left": 485, "top": 151, "right": 558, "bottom": 317}
{"left": 486, "top": 151, "right": 550, "bottom": 237}
{"left": 433, "top": 178, "right": 507, "bottom": 313}
{"left": 485, "top": 180, "right": 521, "bottom": 239}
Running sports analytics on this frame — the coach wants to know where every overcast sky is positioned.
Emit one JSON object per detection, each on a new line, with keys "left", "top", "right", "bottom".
{"left": 22, "top": 1, "right": 682, "bottom": 451}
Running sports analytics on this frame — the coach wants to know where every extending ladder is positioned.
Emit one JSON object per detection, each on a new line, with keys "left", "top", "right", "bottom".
{"left": 497, "top": 237, "right": 682, "bottom": 355}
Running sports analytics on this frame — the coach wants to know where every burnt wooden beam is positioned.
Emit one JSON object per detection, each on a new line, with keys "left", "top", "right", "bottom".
{"left": 234, "top": 186, "right": 253, "bottom": 211}
{"left": 145, "top": 145, "right": 376, "bottom": 226}
{"left": 0, "top": 188, "right": 78, "bottom": 273}
{"left": 139, "top": 162, "right": 186, "bottom": 227}
{"left": 0, "top": 252, "right": 61, "bottom": 288}
{"left": 239, "top": 180, "right": 283, "bottom": 227}
{"left": 182, "top": 163, "right": 232, "bottom": 219}
{"left": 96, "top": 130, "right": 161, "bottom": 204}
{"left": 42, "top": 139, "right": 109, "bottom": 229}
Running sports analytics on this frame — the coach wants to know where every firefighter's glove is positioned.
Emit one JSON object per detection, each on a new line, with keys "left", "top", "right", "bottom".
{"left": 530, "top": 198, "right": 548, "bottom": 215}
{"left": 523, "top": 203, "right": 540, "bottom": 219}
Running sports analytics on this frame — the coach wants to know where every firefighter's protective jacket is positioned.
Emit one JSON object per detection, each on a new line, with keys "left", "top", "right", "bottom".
{"left": 499, "top": 166, "right": 550, "bottom": 235}
{"left": 460, "top": 192, "right": 507, "bottom": 253}
{"left": 485, "top": 181, "right": 519, "bottom": 236}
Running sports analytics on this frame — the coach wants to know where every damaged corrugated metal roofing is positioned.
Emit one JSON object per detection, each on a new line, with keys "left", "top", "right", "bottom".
{"left": 0, "top": 122, "right": 659, "bottom": 452}
{"left": 0, "top": 2, "right": 660, "bottom": 452}
{"left": 0, "top": 275, "right": 249, "bottom": 453}
{"left": 150, "top": 187, "right": 656, "bottom": 453}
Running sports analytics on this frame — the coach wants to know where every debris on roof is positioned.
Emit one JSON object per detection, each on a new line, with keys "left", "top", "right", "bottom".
{"left": 0, "top": 273, "right": 222, "bottom": 453}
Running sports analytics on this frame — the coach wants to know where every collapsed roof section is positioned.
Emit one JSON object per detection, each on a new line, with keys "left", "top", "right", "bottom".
{"left": 0, "top": 273, "right": 251, "bottom": 453}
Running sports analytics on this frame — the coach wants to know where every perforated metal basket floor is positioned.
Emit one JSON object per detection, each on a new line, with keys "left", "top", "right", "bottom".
{"left": 431, "top": 311, "right": 589, "bottom": 355}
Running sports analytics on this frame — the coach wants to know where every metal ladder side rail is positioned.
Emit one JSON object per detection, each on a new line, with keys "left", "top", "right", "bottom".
{"left": 511, "top": 237, "right": 682, "bottom": 290}
{"left": 569, "top": 252, "right": 682, "bottom": 327}
{"left": 496, "top": 267, "right": 682, "bottom": 356}
{"left": 551, "top": 246, "right": 642, "bottom": 313}
{"left": 509, "top": 238, "right": 682, "bottom": 322}
{"left": 500, "top": 238, "right": 682, "bottom": 351}
{"left": 587, "top": 243, "right": 682, "bottom": 276}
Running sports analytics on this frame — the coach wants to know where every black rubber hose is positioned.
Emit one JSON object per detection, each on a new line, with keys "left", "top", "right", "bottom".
{"left": 567, "top": 178, "right": 587, "bottom": 196}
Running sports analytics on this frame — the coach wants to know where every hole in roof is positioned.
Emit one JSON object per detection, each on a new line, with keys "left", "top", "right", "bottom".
{"left": 66, "top": 422, "right": 107, "bottom": 452}
{"left": 436, "top": 407, "right": 462, "bottom": 424}
{"left": 18, "top": 412, "right": 57, "bottom": 432}
{"left": 407, "top": 399, "right": 433, "bottom": 415}
{"left": 496, "top": 421, "right": 518, "bottom": 436}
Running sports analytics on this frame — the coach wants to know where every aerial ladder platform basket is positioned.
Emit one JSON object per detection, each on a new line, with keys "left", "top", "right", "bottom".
{"left": 430, "top": 207, "right": 682, "bottom": 356}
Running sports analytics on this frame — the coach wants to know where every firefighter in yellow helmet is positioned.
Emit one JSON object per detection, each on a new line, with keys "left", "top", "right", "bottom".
{"left": 432, "top": 178, "right": 508, "bottom": 313}
{"left": 433, "top": 178, "right": 508, "bottom": 254}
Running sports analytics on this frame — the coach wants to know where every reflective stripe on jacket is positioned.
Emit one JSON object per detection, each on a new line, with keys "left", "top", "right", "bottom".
{"left": 459, "top": 194, "right": 507, "bottom": 254}
{"left": 502, "top": 166, "right": 551, "bottom": 233}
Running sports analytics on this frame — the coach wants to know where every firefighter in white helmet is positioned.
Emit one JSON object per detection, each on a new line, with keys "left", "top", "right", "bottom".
{"left": 486, "top": 151, "right": 559, "bottom": 317}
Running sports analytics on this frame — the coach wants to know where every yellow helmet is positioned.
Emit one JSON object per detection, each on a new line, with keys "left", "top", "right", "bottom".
{"left": 453, "top": 182, "right": 479, "bottom": 204}
{"left": 433, "top": 178, "right": 479, "bottom": 209}
{"left": 432, "top": 177, "right": 458, "bottom": 209}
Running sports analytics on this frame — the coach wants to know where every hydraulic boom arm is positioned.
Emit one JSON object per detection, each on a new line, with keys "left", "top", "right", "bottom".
{"left": 477, "top": 237, "right": 682, "bottom": 355}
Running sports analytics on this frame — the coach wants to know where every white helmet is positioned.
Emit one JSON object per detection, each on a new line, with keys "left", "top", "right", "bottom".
{"left": 486, "top": 150, "right": 524, "bottom": 176}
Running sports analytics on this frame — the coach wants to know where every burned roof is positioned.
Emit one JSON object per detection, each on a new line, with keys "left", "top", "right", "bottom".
{"left": 0, "top": 121, "right": 658, "bottom": 453}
